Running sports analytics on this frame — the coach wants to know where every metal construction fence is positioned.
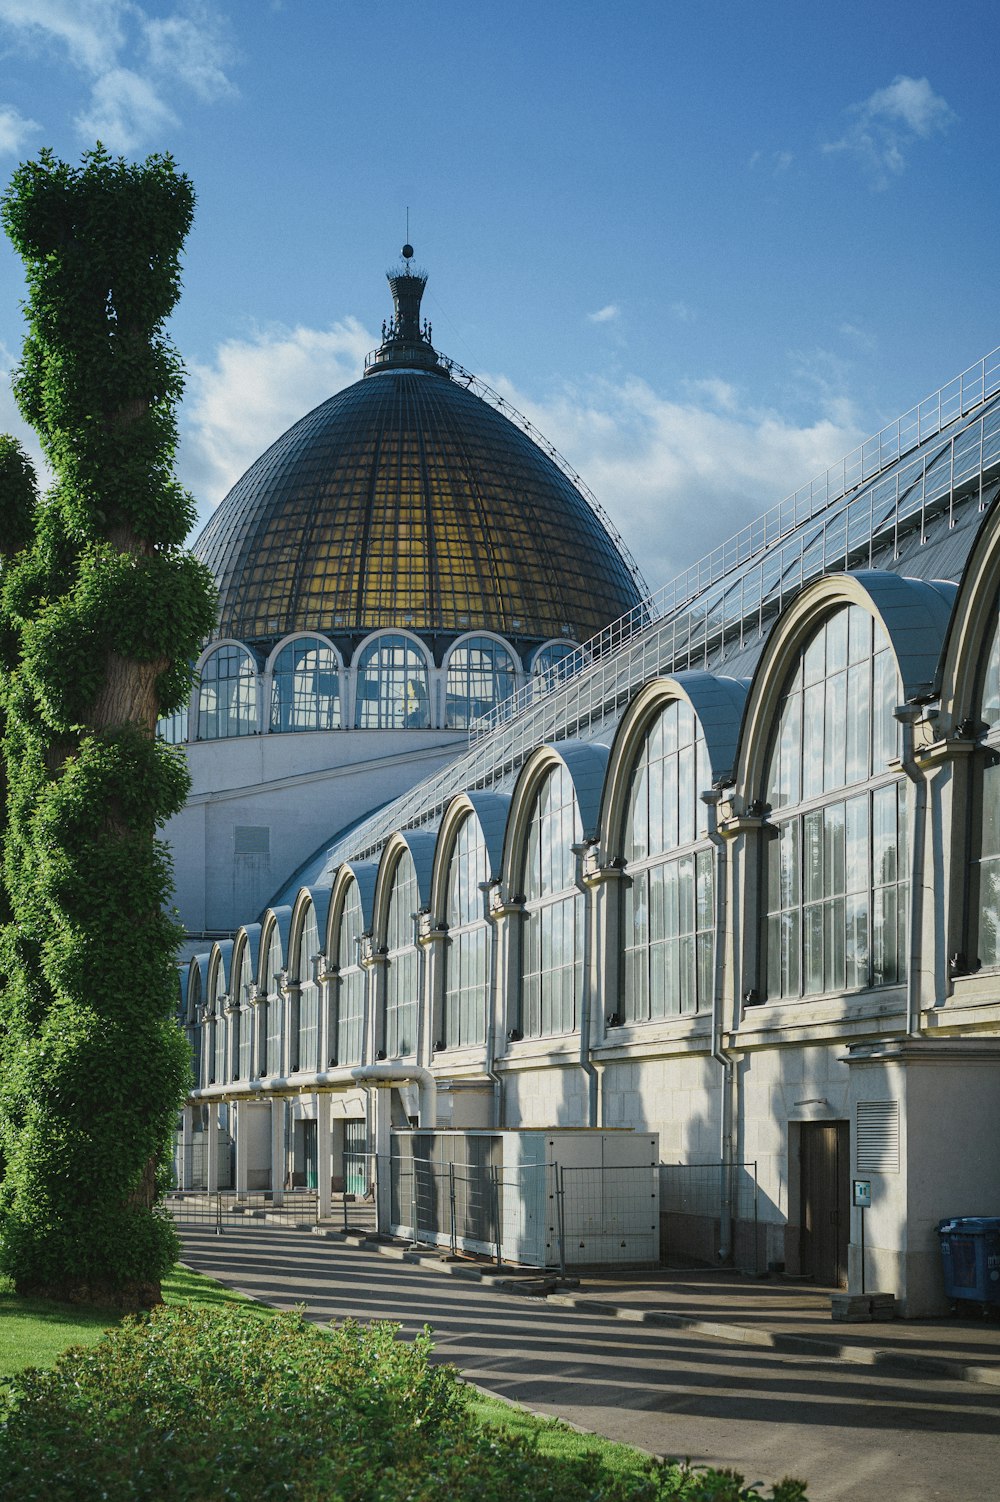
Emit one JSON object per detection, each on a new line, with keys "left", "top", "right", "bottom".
{"left": 389, "top": 1152, "right": 659, "bottom": 1270}
{"left": 659, "top": 1160, "right": 763, "bottom": 1273}
{"left": 166, "top": 1152, "right": 380, "bottom": 1238}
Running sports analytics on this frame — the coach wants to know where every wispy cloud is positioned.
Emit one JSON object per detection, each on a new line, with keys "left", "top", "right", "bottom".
{"left": 587, "top": 303, "right": 620, "bottom": 324}
{"left": 0, "top": 0, "right": 238, "bottom": 151}
{"left": 0, "top": 102, "right": 40, "bottom": 154}
{"left": 179, "top": 319, "right": 375, "bottom": 527}
{"left": 748, "top": 148, "right": 794, "bottom": 176}
{"left": 823, "top": 74, "right": 955, "bottom": 189}
{"left": 670, "top": 300, "right": 697, "bottom": 325}
{"left": 177, "top": 319, "right": 866, "bottom": 589}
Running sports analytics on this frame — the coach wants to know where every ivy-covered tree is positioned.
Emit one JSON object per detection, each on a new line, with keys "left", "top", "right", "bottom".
{"left": 0, "top": 147, "right": 216, "bottom": 1308}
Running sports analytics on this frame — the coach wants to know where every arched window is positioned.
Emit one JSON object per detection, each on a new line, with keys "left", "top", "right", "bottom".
{"left": 531, "top": 641, "right": 578, "bottom": 693}
{"left": 621, "top": 700, "right": 713, "bottom": 1022}
{"left": 157, "top": 702, "right": 189, "bottom": 744}
{"left": 209, "top": 965, "right": 227, "bottom": 1086}
{"left": 445, "top": 637, "right": 518, "bottom": 729}
{"left": 764, "top": 604, "right": 906, "bottom": 999}
{"left": 973, "top": 599, "right": 1000, "bottom": 966}
{"left": 384, "top": 852, "right": 418, "bottom": 1057}
{"left": 443, "top": 818, "right": 489, "bottom": 1047}
{"left": 235, "top": 945, "right": 253, "bottom": 1081}
{"left": 271, "top": 638, "right": 341, "bottom": 732}
{"left": 186, "top": 967, "right": 202, "bottom": 1086}
{"left": 335, "top": 883, "right": 365, "bottom": 1067}
{"left": 355, "top": 634, "right": 430, "bottom": 729}
{"left": 520, "top": 764, "right": 583, "bottom": 1037}
{"left": 295, "top": 906, "right": 321, "bottom": 1073}
{"left": 197, "top": 645, "right": 258, "bottom": 740}
{"left": 261, "top": 926, "right": 283, "bottom": 1077}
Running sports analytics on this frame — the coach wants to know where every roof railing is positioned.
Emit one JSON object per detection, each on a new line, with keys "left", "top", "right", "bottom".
{"left": 470, "top": 345, "right": 1000, "bottom": 741}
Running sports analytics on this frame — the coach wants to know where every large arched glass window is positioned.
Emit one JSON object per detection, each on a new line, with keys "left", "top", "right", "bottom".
{"left": 295, "top": 906, "right": 321, "bottom": 1073}
{"left": 197, "top": 645, "right": 258, "bottom": 740}
{"left": 520, "top": 764, "right": 583, "bottom": 1037}
{"left": 621, "top": 700, "right": 713, "bottom": 1022}
{"left": 335, "top": 883, "right": 365, "bottom": 1066}
{"left": 209, "top": 964, "right": 227, "bottom": 1086}
{"left": 235, "top": 945, "right": 253, "bottom": 1081}
{"left": 261, "top": 926, "right": 283, "bottom": 1077}
{"left": 445, "top": 637, "right": 518, "bottom": 730}
{"left": 186, "top": 967, "right": 202, "bottom": 1087}
{"left": 384, "top": 852, "right": 418, "bottom": 1057}
{"left": 443, "top": 818, "right": 489, "bottom": 1047}
{"left": 271, "top": 638, "right": 342, "bottom": 732}
{"left": 531, "top": 641, "right": 578, "bottom": 693}
{"left": 764, "top": 604, "right": 907, "bottom": 999}
{"left": 973, "top": 599, "right": 1000, "bottom": 966}
{"left": 157, "top": 702, "right": 188, "bottom": 744}
{"left": 355, "top": 634, "right": 430, "bottom": 729}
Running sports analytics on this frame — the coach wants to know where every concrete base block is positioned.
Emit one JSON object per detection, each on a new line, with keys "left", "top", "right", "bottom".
{"left": 831, "top": 1291, "right": 896, "bottom": 1322}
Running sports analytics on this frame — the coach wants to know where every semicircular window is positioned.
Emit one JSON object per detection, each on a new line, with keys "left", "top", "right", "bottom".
{"left": 355, "top": 634, "right": 430, "bottom": 730}
{"left": 446, "top": 637, "right": 518, "bottom": 730}
{"left": 271, "top": 638, "right": 342, "bottom": 732}
{"left": 197, "top": 645, "right": 258, "bottom": 740}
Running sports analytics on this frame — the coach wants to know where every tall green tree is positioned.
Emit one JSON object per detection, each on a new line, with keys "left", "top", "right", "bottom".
{"left": 0, "top": 147, "right": 215, "bottom": 1308}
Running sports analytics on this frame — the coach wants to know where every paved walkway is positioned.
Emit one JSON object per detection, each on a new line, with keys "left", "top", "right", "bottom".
{"left": 178, "top": 1220, "right": 1000, "bottom": 1502}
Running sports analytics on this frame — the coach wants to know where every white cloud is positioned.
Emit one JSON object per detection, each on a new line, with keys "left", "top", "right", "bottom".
{"left": 749, "top": 148, "right": 794, "bottom": 175}
{"left": 670, "top": 300, "right": 697, "bottom": 325}
{"left": 587, "top": 303, "right": 620, "bottom": 324}
{"left": 0, "top": 0, "right": 126, "bottom": 75}
{"left": 0, "top": 0, "right": 237, "bottom": 149}
{"left": 179, "top": 319, "right": 375, "bottom": 527}
{"left": 0, "top": 102, "right": 40, "bottom": 154}
{"left": 824, "top": 75, "right": 955, "bottom": 189}
{"left": 0, "top": 341, "right": 53, "bottom": 490}
{"left": 143, "top": 6, "right": 237, "bottom": 103}
{"left": 75, "top": 67, "right": 178, "bottom": 152}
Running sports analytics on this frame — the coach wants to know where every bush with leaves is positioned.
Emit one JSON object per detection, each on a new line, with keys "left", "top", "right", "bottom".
{"left": 0, "top": 1307, "right": 808, "bottom": 1502}
{"left": 0, "top": 147, "right": 216, "bottom": 1308}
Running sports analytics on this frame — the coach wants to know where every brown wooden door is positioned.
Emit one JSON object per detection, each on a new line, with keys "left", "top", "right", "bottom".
{"left": 799, "top": 1121, "right": 849, "bottom": 1287}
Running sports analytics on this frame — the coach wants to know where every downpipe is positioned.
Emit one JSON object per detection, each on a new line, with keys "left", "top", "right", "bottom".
{"left": 480, "top": 879, "right": 504, "bottom": 1128}
{"left": 894, "top": 705, "right": 927, "bottom": 1038}
{"left": 702, "top": 789, "right": 734, "bottom": 1264}
{"left": 349, "top": 1063, "right": 438, "bottom": 1127}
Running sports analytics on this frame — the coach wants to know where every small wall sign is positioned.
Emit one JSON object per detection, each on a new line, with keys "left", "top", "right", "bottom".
{"left": 853, "top": 1178, "right": 872, "bottom": 1208}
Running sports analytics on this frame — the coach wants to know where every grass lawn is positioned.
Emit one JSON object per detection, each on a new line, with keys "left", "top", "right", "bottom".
{"left": 0, "top": 1265, "right": 657, "bottom": 1483}
{"left": 0, "top": 1265, "right": 263, "bottom": 1381}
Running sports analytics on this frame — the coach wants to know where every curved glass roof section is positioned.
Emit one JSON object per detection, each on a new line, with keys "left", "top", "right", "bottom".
{"left": 193, "top": 262, "right": 643, "bottom": 648}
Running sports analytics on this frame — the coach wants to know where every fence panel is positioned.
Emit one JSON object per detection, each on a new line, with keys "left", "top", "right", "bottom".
{"left": 659, "top": 1161, "right": 763, "bottom": 1272}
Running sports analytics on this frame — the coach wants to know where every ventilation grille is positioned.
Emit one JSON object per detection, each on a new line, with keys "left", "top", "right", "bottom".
{"left": 234, "top": 825, "right": 270, "bottom": 856}
{"left": 856, "top": 1100, "right": 900, "bottom": 1173}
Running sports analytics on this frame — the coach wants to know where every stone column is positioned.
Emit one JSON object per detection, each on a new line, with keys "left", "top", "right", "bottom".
{"left": 317, "top": 1095, "right": 333, "bottom": 1220}
{"left": 180, "top": 1103, "right": 196, "bottom": 1191}
{"left": 270, "top": 1097, "right": 286, "bottom": 1205}
{"left": 207, "top": 1105, "right": 220, "bottom": 1195}
{"left": 234, "top": 1101, "right": 248, "bottom": 1197}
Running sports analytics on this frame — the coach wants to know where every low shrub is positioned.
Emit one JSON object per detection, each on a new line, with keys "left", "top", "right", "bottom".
{"left": 0, "top": 1305, "right": 807, "bottom": 1502}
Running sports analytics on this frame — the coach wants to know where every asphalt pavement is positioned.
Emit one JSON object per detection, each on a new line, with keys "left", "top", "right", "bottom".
{"left": 177, "top": 1220, "right": 1000, "bottom": 1502}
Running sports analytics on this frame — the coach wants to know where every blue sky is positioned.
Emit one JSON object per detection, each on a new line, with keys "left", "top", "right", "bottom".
{"left": 0, "top": 0, "right": 996, "bottom": 594}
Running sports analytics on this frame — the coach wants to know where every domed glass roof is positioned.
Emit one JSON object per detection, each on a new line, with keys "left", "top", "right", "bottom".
{"left": 194, "top": 263, "right": 644, "bottom": 649}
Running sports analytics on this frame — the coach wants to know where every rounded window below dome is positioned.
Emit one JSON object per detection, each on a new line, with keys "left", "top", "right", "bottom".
{"left": 354, "top": 633, "right": 430, "bottom": 730}
{"left": 197, "top": 644, "right": 259, "bottom": 740}
{"left": 445, "top": 635, "right": 519, "bottom": 730}
{"left": 270, "top": 636, "right": 342, "bottom": 732}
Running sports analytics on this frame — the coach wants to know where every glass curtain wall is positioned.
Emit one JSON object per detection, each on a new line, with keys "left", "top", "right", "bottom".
{"left": 355, "top": 634, "right": 430, "bottom": 729}
{"left": 261, "top": 926, "right": 283, "bottom": 1077}
{"left": 765, "top": 604, "right": 907, "bottom": 999}
{"left": 531, "top": 641, "right": 577, "bottom": 694}
{"left": 975, "top": 599, "right": 1000, "bottom": 964}
{"left": 445, "top": 637, "right": 518, "bottom": 729}
{"left": 443, "top": 817, "right": 489, "bottom": 1047}
{"left": 621, "top": 700, "right": 714, "bottom": 1022}
{"left": 520, "top": 764, "right": 583, "bottom": 1037}
{"left": 384, "top": 852, "right": 419, "bottom": 1056}
{"left": 197, "top": 645, "right": 259, "bottom": 739}
{"left": 335, "top": 883, "right": 365, "bottom": 1066}
{"left": 210, "top": 965, "right": 227, "bottom": 1086}
{"left": 271, "top": 637, "right": 342, "bottom": 731}
{"left": 236, "top": 946, "right": 253, "bottom": 1080}
{"left": 295, "top": 906, "right": 321, "bottom": 1073}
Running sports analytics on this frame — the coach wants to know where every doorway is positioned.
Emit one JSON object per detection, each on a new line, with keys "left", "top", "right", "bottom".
{"left": 294, "top": 1119, "right": 318, "bottom": 1190}
{"left": 799, "top": 1120, "right": 849, "bottom": 1287}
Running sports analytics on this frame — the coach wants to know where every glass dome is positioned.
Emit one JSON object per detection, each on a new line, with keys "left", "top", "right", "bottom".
{"left": 193, "top": 262, "right": 644, "bottom": 652}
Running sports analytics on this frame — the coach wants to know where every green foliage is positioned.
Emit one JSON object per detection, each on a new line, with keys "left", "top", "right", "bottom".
{"left": 0, "top": 147, "right": 216, "bottom": 1306}
{"left": 0, "top": 1308, "right": 809, "bottom": 1502}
